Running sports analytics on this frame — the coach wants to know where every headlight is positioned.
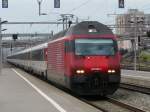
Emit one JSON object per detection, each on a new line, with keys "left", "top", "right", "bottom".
{"left": 108, "top": 69, "right": 116, "bottom": 73}
{"left": 76, "top": 70, "right": 85, "bottom": 74}
{"left": 80, "top": 70, "right": 85, "bottom": 74}
{"left": 111, "top": 70, "right": 115, "bottom": 73}
{"left": 76, "top": 70, "right": 81, "bottom": 74}
{"left": 108, "top": 70, "right": 112, "bottom": 73}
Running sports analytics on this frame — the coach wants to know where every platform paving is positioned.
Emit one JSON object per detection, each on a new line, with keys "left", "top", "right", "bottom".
{"left": 0, "top": 67, "right": 102, "bottom": 112}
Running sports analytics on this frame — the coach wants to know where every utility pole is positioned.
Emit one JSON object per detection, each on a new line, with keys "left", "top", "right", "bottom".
{"left": 128, "top": 14, "right": 138, "bottom": 71}
{"left": 134, "top": 14, "right": 137, "bottom": 71}
{"left": 0, "top": 18, "right": 8, "bottom": 73}
{"left": 132, "top": 15, "right": 145, "bottom": 71}
{"left": 0, "top": 18, "right": 2, "bottom": 74}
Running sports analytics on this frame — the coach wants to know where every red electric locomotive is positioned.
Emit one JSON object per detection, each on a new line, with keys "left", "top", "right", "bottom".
{"left": 47, "top": 21, "right": 121, "bottom": 95}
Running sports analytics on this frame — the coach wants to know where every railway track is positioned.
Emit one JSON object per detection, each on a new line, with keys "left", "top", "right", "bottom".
{"left": 120, "top": 83, "right": 150, "bottom": 95}
{"left": 78, "top": 97, "right": 147, "bottom": 112}
{"left": 121, "top": 64, "right": 150, "bottom": 72}
{"left": 106, "top": 97, "right": 147, "bottom": 112}
{"left": 79, "top": 98, "right": 108, "bottom": 112}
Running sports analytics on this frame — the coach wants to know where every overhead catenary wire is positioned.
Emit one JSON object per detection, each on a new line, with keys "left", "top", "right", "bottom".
{"left": 140, "top": 2, "right": 150, "bottom": 10}
{"left": 68, "top": 0, "right": 92, "bottom": 13}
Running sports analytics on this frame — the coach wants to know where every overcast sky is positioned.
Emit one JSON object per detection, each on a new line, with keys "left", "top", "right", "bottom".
{"left": 1, "top": 0, "right": 150, "bottom": 34}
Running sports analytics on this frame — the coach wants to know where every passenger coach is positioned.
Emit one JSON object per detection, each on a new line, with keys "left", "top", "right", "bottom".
{"left": 7, "top": 43, "right": 48, "bottom": 78}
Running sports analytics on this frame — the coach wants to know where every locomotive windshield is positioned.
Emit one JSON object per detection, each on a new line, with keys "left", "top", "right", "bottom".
{"left": 75, "top": 39, "right": 116, "bottom": 56}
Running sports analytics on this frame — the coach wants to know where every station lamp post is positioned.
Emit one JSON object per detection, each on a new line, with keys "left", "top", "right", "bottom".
{"left": 0, "top": 18, "right": 8, "bottom": 74}
{"left": 128, "top": 15, "right": 144, "bottom": 71}
{"left": 37, "top": 0, "right": 47, "bottom": 16}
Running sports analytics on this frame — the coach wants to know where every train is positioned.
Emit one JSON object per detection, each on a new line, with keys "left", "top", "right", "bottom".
{"left": 7, "top": 43, "right": 48, "bottom": 77}
{"left": 7, "top": 21, "right": 121, "bottom": 96}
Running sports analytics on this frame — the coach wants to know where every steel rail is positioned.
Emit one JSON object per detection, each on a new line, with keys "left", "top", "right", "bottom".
{"left": 107, "top": 97, "right": 147, "bottom": 112}
{"left": 78, "top": 96, "right": 147, "bottom": 112}
{"left": 82, "top": 99, "right": 108, "bottom": 112}
{"left": 75, "top": 97, "right": 108, "bottom": 112}
{"left": 120, "top": 83, "right": 150, "bottom": 95}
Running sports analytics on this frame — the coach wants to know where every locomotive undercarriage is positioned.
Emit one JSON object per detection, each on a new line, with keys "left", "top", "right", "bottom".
{"left": 70, "top": 72, "right": 120, "bottom": 95}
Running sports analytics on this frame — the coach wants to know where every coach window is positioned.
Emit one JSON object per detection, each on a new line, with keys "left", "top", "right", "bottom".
{"left": 32, "top": 49, "right": 43, "bottom": 61}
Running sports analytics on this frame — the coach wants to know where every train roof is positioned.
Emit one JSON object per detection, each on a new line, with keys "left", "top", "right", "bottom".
{"left": 66, "top": 21, "right": 113, "bottom": 35}
{"left": 52, "top": 21, "right": 113, "bottom": 39}
{"left": 8, "top": 43, "right": 48, "bottom": 57}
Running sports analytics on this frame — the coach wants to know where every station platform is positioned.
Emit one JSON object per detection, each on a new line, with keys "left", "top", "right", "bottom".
{"left": 121, "top": 69, "right": 150, "bottom": 88}
{"left": 0, "top": 67, "right": 101, "bottom": 112}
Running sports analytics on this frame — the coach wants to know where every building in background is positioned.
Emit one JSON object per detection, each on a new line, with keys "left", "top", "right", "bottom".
{"left": 116, "top": 9, "right": 150, "bottom": 50}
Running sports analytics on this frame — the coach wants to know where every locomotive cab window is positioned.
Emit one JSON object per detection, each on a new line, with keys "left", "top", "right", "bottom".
{"left": 75, "top": 39, "right": 117, "bottom": 56}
